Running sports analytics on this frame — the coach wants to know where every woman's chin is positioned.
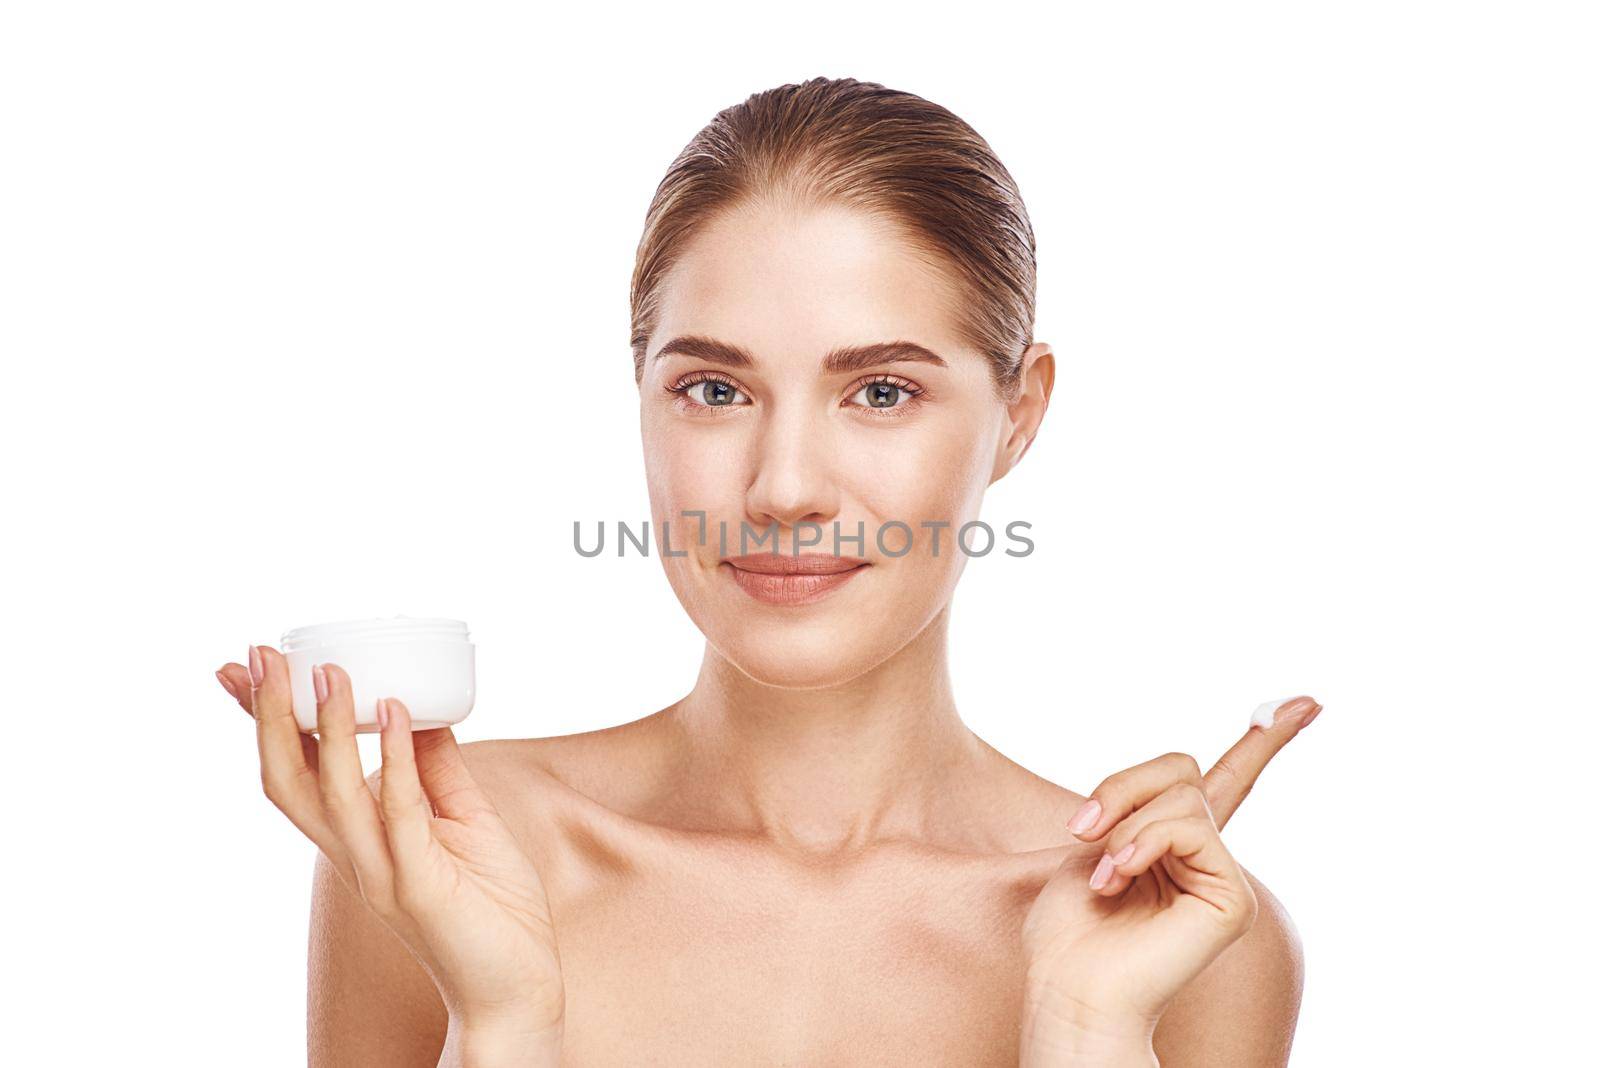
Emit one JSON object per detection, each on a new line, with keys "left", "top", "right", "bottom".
{"left": 711, "top": 628, "right": 891, "bottom": 690}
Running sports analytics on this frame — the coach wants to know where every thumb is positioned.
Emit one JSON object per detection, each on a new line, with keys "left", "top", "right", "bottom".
{"left": 411, "top": 724, "right": 498, "bottom": 822}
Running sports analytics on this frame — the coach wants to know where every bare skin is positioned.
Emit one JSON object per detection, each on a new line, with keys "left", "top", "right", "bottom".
{"left": 220, "top": 197, "right": 1309, "bottom": 1064}
{"left": 219, "top": 647, "right": 1307, "bottom": 1066}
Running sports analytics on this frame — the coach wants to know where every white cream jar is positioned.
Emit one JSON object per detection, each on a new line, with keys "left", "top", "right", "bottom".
{"left": 279, "top": 616, "right": 475, "bottom": 734}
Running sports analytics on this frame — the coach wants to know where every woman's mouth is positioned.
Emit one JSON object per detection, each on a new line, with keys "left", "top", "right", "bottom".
{"left": 718, "top": 553, "right": 869, "bottom": 607}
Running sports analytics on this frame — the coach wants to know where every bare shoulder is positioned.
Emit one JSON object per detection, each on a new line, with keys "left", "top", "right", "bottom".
{"left": 1151, "top": 867, "right": 1306, "bottom": 1067}
{"left": 961, "top": 733, "right": 1096, "bottom": 852}
{"left": 484, "top": 710, "right": 676, "bottom": 808}
{"left": 307, "top": 838, "right": 446, "bottom": 1067}
{"left": 387, "top": 712, "right": 672, "bottom": 818}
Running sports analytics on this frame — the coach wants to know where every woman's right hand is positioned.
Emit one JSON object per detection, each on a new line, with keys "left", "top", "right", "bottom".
{"left": 216, "top": 645, "right": 564, "bottom": 1061}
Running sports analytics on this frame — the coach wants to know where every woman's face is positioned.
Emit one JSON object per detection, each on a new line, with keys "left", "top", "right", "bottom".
{"left": 638, "top": 199, "right": 1046, "bottom": 688}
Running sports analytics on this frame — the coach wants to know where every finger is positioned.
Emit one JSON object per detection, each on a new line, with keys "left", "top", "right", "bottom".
{"left": 1094, "top": 815, "right": 1241, "bottom": 908}
{"left": 1067, "top": 751, "right": 1205, "bottom": 843}
{"left": 376, "top": 697, "right": 445, "bottom": 914}
{"left": 413, "top": 726, "right": 497, "bottom": 822}
{"left": 1092, "top": 782, "right": 1213, "bottom": 896}
{"left": 314, "top": 663, "right": 393, "bottom": 894}
{"left": 215, "top": 664, "right": 249, "bottom": 712}
{"left": 251, "top": 644, "right": 337, "bottom": 848}
{"left": 219, "top": 660, "right": 319, "bottom": 766}
{"left": 1204, "top": 694, "right": 1323, "bottom": 830}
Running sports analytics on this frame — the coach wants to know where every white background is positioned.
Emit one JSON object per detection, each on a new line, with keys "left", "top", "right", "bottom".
{"left": 3, "top": 2, "right": 1594, "bottom": 1064}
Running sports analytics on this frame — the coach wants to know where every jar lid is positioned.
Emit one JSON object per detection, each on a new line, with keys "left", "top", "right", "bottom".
{"left": 280, "top": 615, "right": 471, "bottom": 651}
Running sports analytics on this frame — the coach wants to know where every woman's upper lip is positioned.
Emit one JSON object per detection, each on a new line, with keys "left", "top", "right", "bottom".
{"left": 720, "top": 553, "right": 869, "bottom": 575}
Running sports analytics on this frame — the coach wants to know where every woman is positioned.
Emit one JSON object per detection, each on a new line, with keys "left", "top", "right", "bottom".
{"left": 215, "top": 76, "right": 1316, "bottom": 1066}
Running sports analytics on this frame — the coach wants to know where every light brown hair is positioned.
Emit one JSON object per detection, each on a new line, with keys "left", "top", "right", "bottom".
{"left": 629, "top": 76, "right": 1037, "bottom": 403}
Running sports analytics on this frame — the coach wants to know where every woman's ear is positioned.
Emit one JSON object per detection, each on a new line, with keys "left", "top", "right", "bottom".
{"left": 991, "top": 342, "right": 1055, "bottom": 484}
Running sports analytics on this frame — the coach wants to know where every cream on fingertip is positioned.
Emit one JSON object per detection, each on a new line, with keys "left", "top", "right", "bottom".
{"left": 1250, "top": 696, "right": 1305, "bottom": 731}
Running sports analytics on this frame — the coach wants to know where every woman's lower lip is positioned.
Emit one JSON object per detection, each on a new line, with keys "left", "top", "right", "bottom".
{"left": 720, "top": 562, "right": 867, "bottom": 606}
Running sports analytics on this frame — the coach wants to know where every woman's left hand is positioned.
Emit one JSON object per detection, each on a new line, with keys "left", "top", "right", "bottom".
{"left": 1019, "top": 695, "right": 1323, "bottom": 1065}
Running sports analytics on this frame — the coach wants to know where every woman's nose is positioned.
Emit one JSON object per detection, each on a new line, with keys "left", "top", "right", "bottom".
{"left": 744, "top": 414, "right": 840, "bottom": 533}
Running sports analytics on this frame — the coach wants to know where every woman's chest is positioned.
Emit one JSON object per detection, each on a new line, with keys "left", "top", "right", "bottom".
{"left": 543, "top": 840, "right": 1039, "bottom": 1065}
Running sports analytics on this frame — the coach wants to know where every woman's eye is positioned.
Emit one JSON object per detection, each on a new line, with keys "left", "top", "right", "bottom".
{"left": 685, "top": 379, "right": 747, "bottom": 407}
{"left": 848, "top": 381, "right": 914, "bottom": 410}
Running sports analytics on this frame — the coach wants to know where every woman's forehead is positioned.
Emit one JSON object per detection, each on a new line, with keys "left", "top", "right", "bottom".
{"left": 652, "top": 202, "right": 970, "bottom": 369}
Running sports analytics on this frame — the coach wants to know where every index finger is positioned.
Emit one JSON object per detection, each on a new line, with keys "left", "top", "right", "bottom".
{"left": 1203, "top": 694, "right": 1323, "bottom": 829}
{"left": 250, "top": 645, "right": 336, "bottom": 843}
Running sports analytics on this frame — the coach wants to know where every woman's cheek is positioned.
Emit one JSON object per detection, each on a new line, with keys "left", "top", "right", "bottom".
{"left": 851, "top": 421, "right": 990, "bottom": 533}
{"left": 645, "top": 424, "right": 740, "bottom": 520}
{"left": 646, "top": 439, "right": 765, "bottom": 609}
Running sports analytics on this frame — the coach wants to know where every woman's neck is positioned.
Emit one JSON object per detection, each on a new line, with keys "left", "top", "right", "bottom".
{"left": 662, "top": 606, "right": 990, "bottom": 854}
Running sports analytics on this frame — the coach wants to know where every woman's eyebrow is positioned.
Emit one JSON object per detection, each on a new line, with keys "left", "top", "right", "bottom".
{"left": 822, "top": 341, "right": 947, "bottom": 374}
{"left": 653, "top": 335, "right": 755, "bottom": 368}
{"left": 652, "top": 336, "right": 948, "bottom": 373}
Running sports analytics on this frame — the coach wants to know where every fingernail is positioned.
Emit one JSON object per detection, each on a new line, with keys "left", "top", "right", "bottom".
{"left": 376, "top": 697, "right": 389, "bottom": 731}
{"left": 1250, "top": 695, "right": 1315, "bottom": 731}
{"left": 1089, "top": 852, "right": 1115, "bottom": 890}
{"left": 215, "top": 670, "right": 238, "bottom": 700}
{"left": 313, "top": 663, "right": 328, "bottom": 703}
{"left": 248, "top": 645, "right": 263, "bottom": 687}
{"left": 1068, "top": 798, "right": 1102, "bottom": 835}
{"left": 1112, "top": 842, "right": 1137, "bottom": 864}
{"left": 1300, "top": 702, "right": 1324, "bottom": 728}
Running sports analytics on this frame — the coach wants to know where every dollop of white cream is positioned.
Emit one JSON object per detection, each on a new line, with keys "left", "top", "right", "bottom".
{"left": 1250, "top": 697, "right": 1297, "bottom": 731}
